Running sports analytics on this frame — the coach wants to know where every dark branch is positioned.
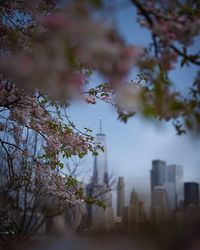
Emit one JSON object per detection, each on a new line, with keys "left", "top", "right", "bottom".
{"left": 170, "top": 45, "right": 200, "bottom": 66}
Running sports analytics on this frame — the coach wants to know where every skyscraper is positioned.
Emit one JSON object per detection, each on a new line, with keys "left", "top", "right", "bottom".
{"left": 130, "top": 188, "right": 139, "bottom": 207}
{"left": 150, "top": 160, "right": 184, "bottom": 211}
{"left": 138, "top": 201, "right": 147, "bottom": 224}
{"left": 117, "top": 177, "right": 125, "bottom": 217}
{"left": 127, "top": 188, "right": 139, "bottom": 231}
{"left": 150, "top": 186, "right": 170, "bottom": 222}
{"left": 86, "top": 118, "right": 113, "bottom": 230}
{"left": 184, "top": 182, "right": 199, "bottom": 209}
{"left": 150, "top": 160, "right": 166, "bottom": 192}
{"left": 166, "top": 164, "right": 184, "bottom": 209}
{"left": 93, "top": 118, "right": 108, "bottom": 186}
{"left": 150, "top": 160, "right": 167, "bottom": 207}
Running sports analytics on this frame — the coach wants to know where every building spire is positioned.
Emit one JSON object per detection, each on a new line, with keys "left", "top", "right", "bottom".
{"left": 99, "top": 114, "right": 102, "bottom": 134}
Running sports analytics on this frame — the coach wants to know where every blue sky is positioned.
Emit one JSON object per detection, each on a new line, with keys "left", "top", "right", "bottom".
{"left": 68, "top": 1, "right": 200, "bottom": 209}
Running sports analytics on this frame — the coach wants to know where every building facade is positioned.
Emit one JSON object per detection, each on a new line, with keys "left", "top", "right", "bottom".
{"left": 150, "top": 186, "right": 170, "bottom": 223}
{"left": 184, "top": 182, "right": 199, "bottom": 208}
{"left": 150, "top": 160, "right": 167, "bottom": 193}
{"left": 166, "top": 164, "right": 184, "bottom": 210}
{"left": 150, "top": 160, "right": 184, "bottom": 212}
{"left": 117, "top": 177, "right": 125, "bottom": 217}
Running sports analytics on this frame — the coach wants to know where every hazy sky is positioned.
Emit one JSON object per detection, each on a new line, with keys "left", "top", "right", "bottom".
{"left": 68, "top": 1, "right": 200, "bottom": 209}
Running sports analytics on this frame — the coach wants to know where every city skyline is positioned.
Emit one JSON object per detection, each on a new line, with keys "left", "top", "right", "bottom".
{"left": 73, "top": 116, "right": 200, "bottom": 211}
{"left": 68, "top": 115, "right": 199, "bottom": 214}
{"left": 115, "top": 160, "right": 199, "bottom": 228}
{"left": 84, "top": 124, "right": 199, "bottom": 219}
{"left": 69, "top": 107, "right": 200, "bottom": 191}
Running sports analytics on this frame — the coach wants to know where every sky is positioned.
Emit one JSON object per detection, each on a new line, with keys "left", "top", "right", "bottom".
{"left": 67, "top": 0, "right": 200, "bottom": 210}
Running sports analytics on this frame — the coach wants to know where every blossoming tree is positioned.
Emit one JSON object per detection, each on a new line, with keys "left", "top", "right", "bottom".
{"left": 0, "top": 0, "right": 200, "bottom": 245}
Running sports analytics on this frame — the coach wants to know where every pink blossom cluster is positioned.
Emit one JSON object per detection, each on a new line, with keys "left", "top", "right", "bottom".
{"left": 0, "top": 81, "right": 94, "bottom": 164}
{"left": 0, "top": 82, "right": 18, "bottom": 105}
{"left": 84, "top": 95, "right": 96, "bottom": 104}
{"left": 139, "top": 2, "right": 200, "bottom": 46}
{"left": 0, "top": 5, "right": 143, "bottom": 99}
{"left": 34, "top": 163, "right": 84, "bottom": 204}
{"left": 153, "top": 16, "right": 200, "bottom": 46}
{"left": 99, "top": 94, "right": 112, "bottom": 102}
{"left": 0, "top": 50, "right": 86, "bottom": 102}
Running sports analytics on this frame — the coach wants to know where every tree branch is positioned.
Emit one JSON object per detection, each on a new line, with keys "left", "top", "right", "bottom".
{"left": 170, "top": 45, "right": 200, "bottom": 66}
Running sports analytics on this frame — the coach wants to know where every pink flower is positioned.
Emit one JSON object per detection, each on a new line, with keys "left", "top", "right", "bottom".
{"left": 46, "top": 136, "right": 61, "bottom": 153}
{"left": 122, "top": 46, "right": 144, "bottom": 60}
{"left": 85, "top": 96, "right": 96, "bottom": 104}
{"left": 40, "top": 14, "right": 68, "bottom": 30}
{"left": 100, "top": 94, "right": 111, "bottom": 101}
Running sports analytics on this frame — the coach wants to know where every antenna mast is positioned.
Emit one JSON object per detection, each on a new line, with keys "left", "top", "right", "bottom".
{"left": 99, "top": 115, "right": 102, "bottom": 134}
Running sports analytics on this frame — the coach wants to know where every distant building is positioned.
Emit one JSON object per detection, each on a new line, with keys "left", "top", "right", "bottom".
{"left": 122, "top": 188, "right": 147, "bottom": 230}
{"left": 150, "top": 160, "right": 167, "bottom": 218}
{"left": 138, "top": 201, "right": 147, "bottom": 224}
{"left": 122, "top": 206, "right": 128, "bottom": 227}
{"left": 126, "top": 188, "right": 139, "bottom": 231}
{"left": 66, "top": 183, "right": 88, "bottom": 232}
{"left": 127, "top": 205, "right": 138, "bottom": 231}
{"left": 117, "top": 177, "right": 125, "bottom": 217}
{"left": 150, "top": 160, "right": 184, "bottom": 212}
{"left": 150, "top": 186, "right": 170, "bottom": 223}
{"left": 86, "top": 119, "right": 113, "bottom": 230}
{"left": 184, "top": 182, "right": 199, "bottom": 209}
{"left": 151, "top": 160, "right": 167, "bottom": 189}
{"left": 130, "top": 188, "right": 139, "bottom": 207}
{"left": 166, "top": 164, "right": 184, "bottom": 210}
{"left": 150, "top": 160, "right": 166, "bottom": 199}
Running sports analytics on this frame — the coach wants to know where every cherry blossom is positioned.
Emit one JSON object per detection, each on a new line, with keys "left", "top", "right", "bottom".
{"left": 0, "top": 1, "right": 200, "bottom": 230}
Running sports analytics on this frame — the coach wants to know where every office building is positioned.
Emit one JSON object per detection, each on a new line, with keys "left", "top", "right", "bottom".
{"left": 166, "top": 164, "right": 184, "bottom": 209}
{"left": 184, "top": 182, "right": 199, "bottom": 208}
{"left": 117, "top": 177, "right": 125, "bottom": 217}
{"left": 150, "top": 186, "right": 170, "bottom": 222}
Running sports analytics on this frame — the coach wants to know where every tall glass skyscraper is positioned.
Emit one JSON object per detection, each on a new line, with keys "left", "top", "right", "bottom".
{"left": 150, "top": 160, "right": 184, "bottom": 210}
{"left": 167, "top": 164, "right": 184, "bottom": 209}
{"left": 117, "top": 177, "right": 125, "bottom": 217}
{"left": 184, "top": 182, "right": 199, "bottom": 209}
{"left": 93, "top": 118, "right": 108, "bottom": 186}
{"left": 150, "top": 160, "right": 166, "bottom": 193}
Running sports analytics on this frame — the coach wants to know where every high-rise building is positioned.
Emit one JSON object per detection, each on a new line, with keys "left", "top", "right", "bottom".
{"left": 166, "top": 164, "right": 184, "bottom": 210}
{"left": 138, "top": 201, "right": 147, "bottom": 224}
{"left": 150, "top": 186, "right": 170, "bottom": 222}
{"left": 123, "top": 188, "right": 147, "bottom": 230}
{"left": 130, "top": 188, "right": 139, "bottom": 207}
{"left": 117, "top": 177, "right": 125, "bottom": 217}
{"left": 184, "top": 182, "right": 199, "bottom": 209}
{"left": 150, "top": 160, "right": 166, "bottom": 192}
{"left": 127, "top": 188, "right": 139, "bottom": 231}
{"left": 86, "top": 118, "right": 113, "bottom": 230}
{"left": 93, "top": 118, "right": 108, "bottom": 186}
{"left": 150, "top": 160, "right": 184, "bottom": 211}
{"left": 150, "top": 160, "right": 167, "bottom": 208}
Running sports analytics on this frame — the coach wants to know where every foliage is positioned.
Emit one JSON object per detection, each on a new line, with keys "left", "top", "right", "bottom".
{"left": 0, "top": 0, "right": 200, "bottom": 244}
